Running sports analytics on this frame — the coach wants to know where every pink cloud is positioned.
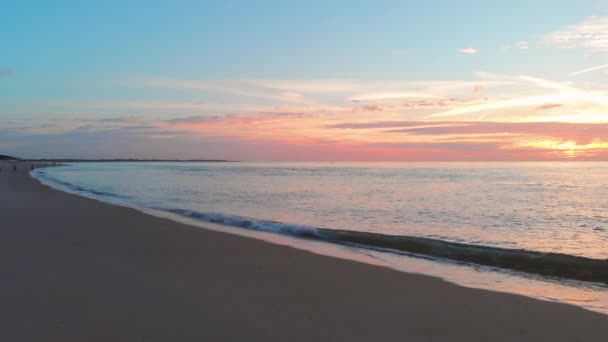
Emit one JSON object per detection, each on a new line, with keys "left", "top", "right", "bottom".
{"left": 166, "top": 112, "right": 316, "bottom": 126}
{"left": 329, "top": 120, "right": 608, "bottom": 148}
{"left": 353, "top": 105, "right": 384, "bottom": 112}
{"left": 536, "top": 103, "right": 562, "bottom": 110}
{"left": 384, "top": 121, "right": 608, "bottom": 144}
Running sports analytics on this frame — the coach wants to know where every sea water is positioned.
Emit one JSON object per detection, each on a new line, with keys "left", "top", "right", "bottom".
{"left": 32, "top": 162, "right": 608, "bottom": 314}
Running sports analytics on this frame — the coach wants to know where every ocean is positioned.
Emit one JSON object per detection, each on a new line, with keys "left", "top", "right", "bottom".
{"left": 32, "top": 161, "right": 608, "bottom": 313}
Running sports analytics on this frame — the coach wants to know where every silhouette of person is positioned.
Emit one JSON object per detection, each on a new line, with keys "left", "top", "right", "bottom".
{"left": 13, "top": 164, "right": 17, "bottom": 172}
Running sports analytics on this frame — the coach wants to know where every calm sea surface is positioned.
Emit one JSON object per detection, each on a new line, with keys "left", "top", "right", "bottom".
{"left": 32, "top": 162, "right": 608, "bottom": 314}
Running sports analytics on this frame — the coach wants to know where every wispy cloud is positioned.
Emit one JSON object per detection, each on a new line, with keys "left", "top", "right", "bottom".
{"left": 121, "top": 77, "right": 310, "bottom": 103}
{"left": 354, "top": 105, "right": 384, "bottom": 112}
{"left": 501, "top": 41, "right": 529, "bottom": 51}
{"left": 384, "top": 121, "right": 608, "bottom": 141}
{"left": 326, "top": 121, "right": 427, "bottom": 129}
{"left": 536, "top": 103, "right": 562, "bottom": 110}
{"left": 569, "top": 63, "right": 608, "bottom": 76}
{"left": 165, "top": 112, "right": 316, "bottom": 126}
{"left": 245, "top": 79, "right": 358, "bottom": 93}
{"left": 351, "top": 92, "right": 441, "bottom": 102}
{"left": 328, "top": 120, "right": 608, "bottom": 139}
{"left": 516, "top": 41, "right": 529, "bottom": 50}
{"left": 428, "top": 75, "right": 608, "bottom": 120}
{"left": 545, "top": 16, "right": 608, "bottom": 52}
{"left": 458, "top": 47, "right": 478, "bottom": 54}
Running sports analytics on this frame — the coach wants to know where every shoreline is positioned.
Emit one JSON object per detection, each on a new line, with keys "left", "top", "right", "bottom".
{"left": 32, "top": 162, "right": 608, "bottom": 315}
{"left": 2, "top": 161, "right": 608, "bottom": 341}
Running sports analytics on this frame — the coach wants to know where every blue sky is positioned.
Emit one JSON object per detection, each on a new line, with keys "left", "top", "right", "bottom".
{"left": 2, "top": 1, "right": 608, "bottom": 160}
{"left": 3, "top": 1, "right": 601, "bottom": 79}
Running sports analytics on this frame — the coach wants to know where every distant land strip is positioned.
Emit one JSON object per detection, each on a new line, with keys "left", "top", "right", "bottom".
{"left": 13, "top": 158, "right": 236, "bottom": 163}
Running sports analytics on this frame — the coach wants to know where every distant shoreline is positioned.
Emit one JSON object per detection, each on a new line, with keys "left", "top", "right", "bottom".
{"left": 23, "top": 159, "right": 238, "bottom": 163}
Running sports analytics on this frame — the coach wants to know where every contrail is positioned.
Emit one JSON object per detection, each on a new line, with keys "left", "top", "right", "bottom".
{"left": 569, "top": 64, "right": 608, "bottom": 76}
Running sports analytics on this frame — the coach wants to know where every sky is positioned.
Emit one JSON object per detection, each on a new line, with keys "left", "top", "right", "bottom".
{"left": 2, "top": 0, "right": 608, "bottom": 161}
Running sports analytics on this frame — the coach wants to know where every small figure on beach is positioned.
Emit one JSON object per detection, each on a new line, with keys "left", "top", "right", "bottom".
{"left": 13, "top": 164, "right": 17, "bottom": 172}
{"left": 31, "top": 164, "right": 34, "bottom": 170}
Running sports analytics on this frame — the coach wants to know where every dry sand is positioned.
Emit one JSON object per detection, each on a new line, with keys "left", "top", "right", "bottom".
{"left": 1, "top": 161, "right": 607, "bottom": 341}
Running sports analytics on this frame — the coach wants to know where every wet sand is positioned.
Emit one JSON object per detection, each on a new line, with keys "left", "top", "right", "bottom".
{"left": 1, "top": 161, "right": 607, "bottom": 341}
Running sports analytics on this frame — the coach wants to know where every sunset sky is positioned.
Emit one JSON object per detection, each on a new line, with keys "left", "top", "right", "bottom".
{"left": 2, "top": 0, "right": 608, "bottom": 160}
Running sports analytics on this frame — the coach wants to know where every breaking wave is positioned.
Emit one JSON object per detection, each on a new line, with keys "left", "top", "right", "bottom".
{"left": 163, "top": 208, "right": 608, "bottom": 285}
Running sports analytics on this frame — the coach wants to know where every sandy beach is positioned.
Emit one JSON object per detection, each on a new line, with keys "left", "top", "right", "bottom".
{"left": 0, "top": 162, "right": 607, "bottom": 341}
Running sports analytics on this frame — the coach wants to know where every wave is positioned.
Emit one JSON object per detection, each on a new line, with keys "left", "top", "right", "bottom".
{"left": 33, "top": 169, "right": 131, "bottom": 201}
{"left": 164, "top": 209, "right": 323, "bottom": 239}
{"left": 318, "top": 229, "right": 608, "bottom": 284}
{"left": 163, "top": 208, "right": 608, "bottom": 285}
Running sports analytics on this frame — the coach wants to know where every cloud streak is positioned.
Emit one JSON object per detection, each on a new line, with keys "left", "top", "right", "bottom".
{"left": 458, "top": 47, "right": 477, "bottom": 54}
{"left": 545, "top": 16, "right": 608, "bottom": 52}
{"left": 165, "top": 112, "right": 316, "bottom": 126}
{"left": 428, "top": 75, "right": 608, "bottom": 119}
{"left": 569, "top": 63, "right": 608, "bottom": 76}
{"left": 329, "top": 120, "right": 608, "bottom": 141}
{"left": 351, "top": 92, "right": 441, "bottom": 102}
{"left": 121, "top": 77, "right": 311, "bottom": 103}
